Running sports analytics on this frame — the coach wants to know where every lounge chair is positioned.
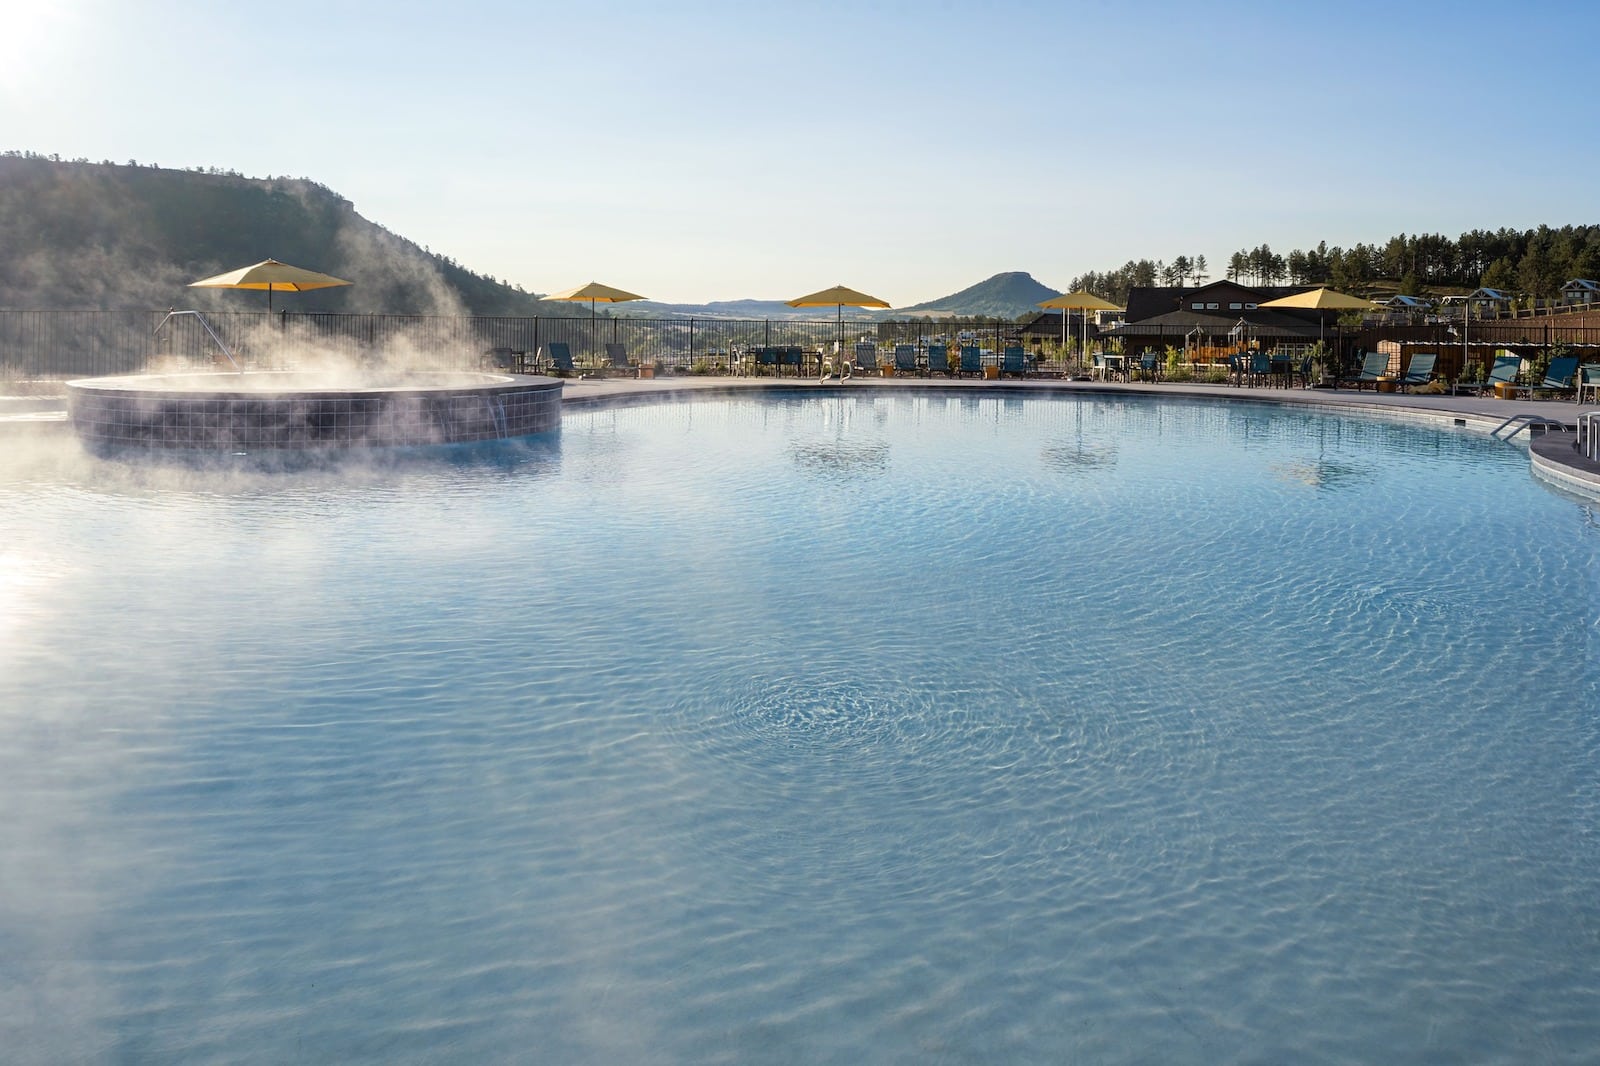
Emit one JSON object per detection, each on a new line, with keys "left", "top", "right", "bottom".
{"left": 1578, "top": 363, "right": 1600, "bottom": 405}
{"left": 1000, "top": 346, "right": 1028, "bottom": 378}
{"left": 926, "top": 343, "right": 950, "bottom": 376}
{"left": 541, "top": 341, "right": 576, "bottom": 376}
{"left": 1348, "top": 350, "right": 1391, "bottom": 391}
{"left": 854, "top": 343, "right": 880, "bottom": 375}
{"left": 1535, "top": 355, "right": 1580, "bottom": 399}
{"left": 958, "top": 345, "right": 982, "bottom": 377}
{"left": 604, "top": 342, "right": 635, "bottom": 377}
{"left": 894, "top": 345, "right": 919, "bottom": 375}
{"left": 1396, "top": 352, "right": 1436, "bottom": 392}
{"left": 1451, "top": 352, "right": 1522, "bottom": 395}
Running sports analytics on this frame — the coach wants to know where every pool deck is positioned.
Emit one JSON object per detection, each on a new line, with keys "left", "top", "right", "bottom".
{"left": 7, "top": 376, "right": 1599, "bottom": 496}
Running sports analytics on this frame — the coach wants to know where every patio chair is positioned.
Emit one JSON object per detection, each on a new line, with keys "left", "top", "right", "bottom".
{"left": 1578, "top": 363, "right": 1600, "bottom": 405}
{"left": 854, "top": 343, "right": 879, "bottom": 375}
{"left": 1138, "top": 351, "right": 1162, "bottom": 381}
{"left": 894, "top": 345, "right": 919, "bottom": 375}
{"left": 1348, "top": 350, "right": 1391, "bottom": 391}
{"left": 1000, "top": 346, "right": 1028, "bottom": 378}
{"left": 958, "top": 345, "right": 982, "bottom": 377}
{"left": 1396, "top": 352, "right": 1437, "bottom": 392}
{"left": 483, "top": 346, "right": 525, "bottom": 372}
{"left": 926, "top": 343, "right": 951, "bottom": 376}
{"left": 541, "top": 341, "right": 576, "bottom": 376}
{"left": 1536, "top": 355, "right": 1580, "bottom": 399}
{"left": 603, "top": 342, "right": 635, "bottom": 377}
{"left": 1451, "top": 352, "right": 1522, "bottom": 395}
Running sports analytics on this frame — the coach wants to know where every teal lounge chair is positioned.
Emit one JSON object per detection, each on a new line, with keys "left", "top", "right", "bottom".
{"left": 1452, "top": 352, "right": 1521, "bottom": 395}
{"left": 926, "top": 343, "right": 950, "bottom": 376}
{"left": 604, "top": 342, "right": 634, "bottom": 376}
{"left": 1349, "top": 350, "right": 1390, "bottom": 391}
{"left": 854, "top": 343, "right": 879, "bottom": 375}
{"left": 894, "top": 345, "right": 919, "bottom": 375}
{"left": 1396, "top": 352, "right": 1436, "bottom": 391}
{"left": 1537, "top": 355, "right": 1580, "bottom": 399}
{"left": 1001, "top": 346, "right": 1028, "bottom": 378}
{"left": 958, "top": 345, "right": 982, "bottom": 377}
{"left": 542, "top": 341, "right": 576, "bottom": 376}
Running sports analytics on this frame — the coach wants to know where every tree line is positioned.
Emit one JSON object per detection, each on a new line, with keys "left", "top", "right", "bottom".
{"left": 1067, "top": 225, "right": 1600, "bottom": 306}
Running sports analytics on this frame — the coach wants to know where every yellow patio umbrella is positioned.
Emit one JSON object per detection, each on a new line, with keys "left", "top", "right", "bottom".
{"left": 543, "top": 281, "right": 648, "bottom": 356}
{"left": 189, "top": 258, "right": 352, "bottom": 312}
{"left": 786, "top": 284, "right": 890, "bottom": 347}
{"left": 1038, "top": 290, "right": 1122, "bottom": 360}
{"left": 1258, "top": 286, "right": 1377, "bottom": 347}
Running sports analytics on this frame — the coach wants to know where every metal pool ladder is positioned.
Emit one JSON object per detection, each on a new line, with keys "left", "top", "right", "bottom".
{"left": 153, "top": 309, "right": 241, "bottom": 372}
{"left": 1490, "top": 414, "right": 1569, "bottom": 441}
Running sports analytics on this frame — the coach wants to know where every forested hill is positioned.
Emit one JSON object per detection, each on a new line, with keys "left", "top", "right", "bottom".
{"left": 898, "top": 271, "right": 1060, "bottom": 319}
{"left": 0, "top": 153, "right": 550, "bottom": 314}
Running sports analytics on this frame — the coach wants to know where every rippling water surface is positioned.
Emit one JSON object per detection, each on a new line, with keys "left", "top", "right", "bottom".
{"left": 3, "top": 395, "right": 1598, "bottom": 1064}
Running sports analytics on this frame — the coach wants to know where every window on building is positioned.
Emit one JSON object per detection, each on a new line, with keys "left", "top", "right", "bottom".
{"left": 1206, "top": 302, "right": 1219, "bottom": 310}
{"left": 1191, "top": 302, "right": 1204, "bottom": 310}
{"left": 1229, "top": 302, "right": 1242, "bottom": 310}
{"left": 1245, "top": 303, "right": 1257, "bottom": 310}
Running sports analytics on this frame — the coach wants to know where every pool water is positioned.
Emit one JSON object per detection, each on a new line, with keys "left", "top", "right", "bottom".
{"left": 3, "top": 394, "right": 1598, "bottom": 1064}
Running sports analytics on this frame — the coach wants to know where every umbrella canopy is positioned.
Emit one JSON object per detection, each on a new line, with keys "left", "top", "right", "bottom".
{"left": 1257, "top": 287, "right": 1377, "bottom": 311}
{"left": 786, "top": 284, "right": 890, "bottom": 311}
{"left": 1037, "top": 291, "right": 1122, "bottom": 357}
{"left": 543, "top": 281, "right": 648, "bottom": 306}
{"left": 787, "top": 284, "right": 890, "bottom": 346}
{"left": 189, "top": 258, "right": 352, "bottom": 311}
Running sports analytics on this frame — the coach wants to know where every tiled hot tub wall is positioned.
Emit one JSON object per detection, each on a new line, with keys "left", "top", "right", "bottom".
{"left": 68, "top": 375, "right": 562, "bottom": 451}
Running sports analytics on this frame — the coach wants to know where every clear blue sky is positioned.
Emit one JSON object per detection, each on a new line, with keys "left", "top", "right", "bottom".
{"left": 4, "top": 0, "right": 1595, "bottom": 305}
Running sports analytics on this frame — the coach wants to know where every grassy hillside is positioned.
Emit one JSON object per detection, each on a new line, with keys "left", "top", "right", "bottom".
{"left": 0, "top": 153, "right": 552, "bottom": 315}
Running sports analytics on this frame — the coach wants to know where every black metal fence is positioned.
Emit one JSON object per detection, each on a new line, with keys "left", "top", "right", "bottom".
{"left": 0, "top": 309, "right": 1028, "bottom": 380}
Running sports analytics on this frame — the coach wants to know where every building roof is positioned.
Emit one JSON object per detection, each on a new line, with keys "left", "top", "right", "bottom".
{"left": 1106, "top": 309, "right": 1324, "bottom": 340}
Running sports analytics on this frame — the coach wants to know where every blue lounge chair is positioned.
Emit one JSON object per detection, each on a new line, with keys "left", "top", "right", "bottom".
{"left": 854, "top": 343, "right": 879, "bottom": 375}
{"left": 1348, "top": 350, "right": 1390, "bottom": 391}
{"left": 1000, "top": 346, "right": 1028, "bottom": 378}
{"left": 1396, "top": 352, "right": 1436, "bottom": 392}
{"left": 780, "top": 346, "right": 805, "bottom": 376}
{"left": 894, "top": 345, "right": 919, "bottom": 375}
{"left": 604, "top": 342, "right": 634, "bottom": 377}
{"left": 1138, "top": 351, "right": 1161, "bottom": 381}
{"left": 926, "top": 343, "right": 950, "bottom": 376}
{"left": 542, "top": 341, "right": 576, "bottom": 376}
{"left": 1452, "top": 352, "right": 1522, "bottom": 395}
{"left": 1537, "top": 355, "right": 1580, "bottom": 399}
{"left": 958, "top": 345, "right": 982, "bottom": 377}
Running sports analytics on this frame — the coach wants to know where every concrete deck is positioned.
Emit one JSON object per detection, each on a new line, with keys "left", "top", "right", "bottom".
{"left": 7, "top": 375, "right": 1599, "bottom": 498}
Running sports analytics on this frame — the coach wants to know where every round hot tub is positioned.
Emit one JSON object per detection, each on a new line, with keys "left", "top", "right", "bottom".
{"left": 67, "top": 370, "right": 562, "bottom": 452}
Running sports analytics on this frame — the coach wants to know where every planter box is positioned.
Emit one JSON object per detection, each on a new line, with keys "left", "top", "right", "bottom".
{"left": 882, "top": 366, "right": 894, "bottom": 377}
{"left": 638, "top": 366, "right": 655, "bottom": 379}
{"left": 983, "top": 365, "right": 1000, "bottom": 380}
{"left": 1376, "top": 378, "right": 1397, "bottom": 393}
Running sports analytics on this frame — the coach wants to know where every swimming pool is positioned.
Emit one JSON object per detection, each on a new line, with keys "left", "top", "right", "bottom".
{"left": 3, "top": 394, "right": 1597, "bottom": 1063}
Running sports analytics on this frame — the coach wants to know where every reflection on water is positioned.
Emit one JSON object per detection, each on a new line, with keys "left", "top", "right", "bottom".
{"left": 2, "top": 394, "right": 1597, "bottom": 1064}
